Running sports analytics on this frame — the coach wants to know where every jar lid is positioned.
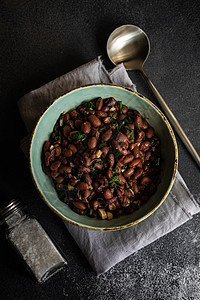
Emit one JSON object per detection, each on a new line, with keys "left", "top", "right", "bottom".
{"left": 0, "top": 198, "right": 25, "bottom": 225}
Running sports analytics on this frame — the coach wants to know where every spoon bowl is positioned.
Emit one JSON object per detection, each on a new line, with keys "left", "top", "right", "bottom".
{"left": 107, "top": 24, "right": 150, "bottom": 70}
{"left": 106, "top": 24, "right": 200, "bottom": 167}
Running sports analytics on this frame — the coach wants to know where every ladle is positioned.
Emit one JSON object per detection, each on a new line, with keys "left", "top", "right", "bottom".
{"left": 107, "top": 24, "right": 200, "bottom": 167}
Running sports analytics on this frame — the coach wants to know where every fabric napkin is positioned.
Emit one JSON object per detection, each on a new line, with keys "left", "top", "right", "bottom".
{"left": 18, "top": 56, "right": 200, "bottom": 275}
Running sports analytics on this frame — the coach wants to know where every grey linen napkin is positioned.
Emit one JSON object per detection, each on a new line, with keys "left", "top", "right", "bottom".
{"left": 18, "top": 56, "right": 200, "bottom": 275}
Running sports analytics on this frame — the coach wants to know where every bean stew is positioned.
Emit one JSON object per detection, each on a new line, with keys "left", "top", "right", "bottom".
{"left": 42, "top": 97, "right": 161, "bottom": 220}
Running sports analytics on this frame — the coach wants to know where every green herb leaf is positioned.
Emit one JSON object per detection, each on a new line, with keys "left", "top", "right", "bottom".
{"left": 151, "top": 138, "right": 158, "bottom": 146}
{"left": 119, "top": 101, "right": 122, "bottom": 114}
{"left": 121, "top": 116, "right": 133, "bottom": 125}
{"left": 71, "top": 131, "right": 86, "bottom": 142}
{"left": 113, "top": 149, "right": 121, "bottom": 163}
{"left": 155, "top": 157, "right": 160, "bottom": 166}
{"left": 99, "top": 142, "right": 107, "bottom": 148}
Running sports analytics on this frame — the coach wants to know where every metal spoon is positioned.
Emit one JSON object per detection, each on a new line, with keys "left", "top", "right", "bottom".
{"left": 107, "top": 24, "right": 200, "bottom": 167}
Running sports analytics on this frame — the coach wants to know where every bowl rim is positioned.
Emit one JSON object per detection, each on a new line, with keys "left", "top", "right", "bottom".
{"left": 29, "top": 83, "right": 178, "bottom": 231}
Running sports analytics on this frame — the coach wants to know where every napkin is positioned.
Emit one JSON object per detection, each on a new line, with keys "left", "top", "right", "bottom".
{"left": 18, "top": 56, "right": 200, "bottom": 275}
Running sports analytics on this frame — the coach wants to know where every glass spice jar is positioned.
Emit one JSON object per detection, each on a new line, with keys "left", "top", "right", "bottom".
{"left": 0, "top": 197, "right": 67, "bottom": 283}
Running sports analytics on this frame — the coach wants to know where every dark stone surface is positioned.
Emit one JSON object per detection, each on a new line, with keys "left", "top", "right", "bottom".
{"left": 0, "top": 0, "right": 199, "bottom": 299}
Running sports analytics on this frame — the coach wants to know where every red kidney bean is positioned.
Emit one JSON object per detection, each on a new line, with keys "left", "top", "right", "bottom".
{"left": 77, "top": 182, "right": 89, "bottom": 191}
{"left": 116, "top": 132, "right": 128, "bottom": 143}
{"left": 118, "top": 114, "right": 126, "bottom": 121}
{"left": 137, "top": 162, "right": 143, "bottom": 168}
{"left": 101, "top": 129, "right": 112, "bottom": 142}
{"left": 73, "top": 201, "right": 86, "bottom": 210}
{"left": 95, "top": 163, "right": 103, "bottom": 170}
{"left": 132, "top": 168, "right": 143, "bottom": 180}
{"left": 84, "top": 174, "right": 92, "bottom": 185}
{"left": 140, "top": 176, "right": 151, "bottom": 185}
{"left": 45, "top": 152, "right": 51, "bottom": 166}
{"left": 133, "top": 183, "right": 139, "bottom": 194}
{"left": 50, "top": 160, "right": 61, "bottom": 171}
{"left": 116, "top": 189, "right": 123, "bottom": 200}
{"left": 51, "top": 171, "right": 59, "bottom": 178}
{"left": 93, "top": 182, "right": 99, "bottom": 191}
{"left": 70, "top": 110, "right": 78, "bottom": 119}
{"left": 127, "top": 123, "right": 135, "bottom": 130}
{"left": 145, "top": 150, "right": 151, "bottom": 161}
{"left": 133, "top": 145, "right": 140, "bottom": 158}
{"left": 60, "top": 156, "right": 67, "bottom": 165}
{"left": 106, "top": 196, "right": 117, "bottom": 205}
{"left": 43, "top": 141, "right": 51, "bottom": 153}
{"left": 68, "top": 144, "right": 77, "bottom": 154}
{"left": 96, "top": 97, "right": 103, "bottom": 110}
{"left": 107, "top": 153, "right": 115, "bottom": 168}
{"left": 122, "top": 105, "right": 128, "bottom": 114}
{"left": 88, "top": 115, "right": 101, "bottom": 127}
{"left": 63, "top": 112, "right": 70, "bottom": 122}
{"left": 81, "top": 121, "right": 91, "bottom": 134}
{"left": 103, "top": 188, "right": 113, "bottom": 200}
{"left": 105, "top": 97, "right": 116, "bottom": 107}
{"left": 63, "top": 148, "right": 73, "bottom": 157}
{"left": 69, "top": 178, "right": 79, "bottom": 186}
{"left": 62, "top": 139, "right": 68, "bottom": 147}
{"left": 124, "top": 168, "right": 134, "bottom": 177}
{"left": 54, "top": 145, "right": 61, "bottom": 157}
{"left": 96, "top": 111, "right": 107, "bottom": 118}
{"left": 129, "top": 158, "right": 141, "bottom": 168}
{"left": 89, "top": 110, "right": 95, "bottom": 115}
{"left": 135, "top": 115, "right": 143, "bottom": 128}
{"left": 124, "top": 190, "right": 132, "bottom": 198}
{"left": 90, "top": 200, "right": 99, "bottom": 210}
{"left": 55, "top": 175, "right": 64, "bottom": 183}
{"left": 75, "top": 120, "right": 83, "bottom": 129}
{"left": 118, "top": 174, "right": 126, "bottom": 184}
{"left": 89, "top": 127, "right": 97, "bottom": 137}
{"left": 140, "top": 141, "right": 150, "bottom": 151}
{"left": 84, "top": 156, "right": 91, "bottom": 167}
{"left": 146, "top": 127, "right": 154, "bottom": 139}
{"left": 63, "top": 125, "right": 70, "bottom": 137}
{"left": 88, "top": 137, "right": 97, "bottom": 149}
{"left": 142, "top": 120, "right": 149, "bottom": 130}
{"left": 136, "top": 130, "right": 145, "bottom": 142}
{"left": 123, "top": 154, "right": 134, "bottom": 164}
{"left": 82, "top": 189, "right": 90, "bottom": 199}
{"left": 59, "top": 165, "right": 71, "bottom": 174}
{"left": 106, "top": 169, "right": 112, "bottom": 179}
{"left": 79, "top": 166, "right": 91, "bottom": 173}
{"left": 129, "top": 143, "right": 135, "bottom": 151}
{"left": 102, "top": 106, "right": 109, "bottom": 112}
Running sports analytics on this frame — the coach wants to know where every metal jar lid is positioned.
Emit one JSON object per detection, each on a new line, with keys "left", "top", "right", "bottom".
{"left": 0, "top": 198, "right": 25, "bottom": 225}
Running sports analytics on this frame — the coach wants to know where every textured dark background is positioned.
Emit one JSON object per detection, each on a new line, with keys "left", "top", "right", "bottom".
{"left": 0, "top": 0, "right": 200, "bottom": 299}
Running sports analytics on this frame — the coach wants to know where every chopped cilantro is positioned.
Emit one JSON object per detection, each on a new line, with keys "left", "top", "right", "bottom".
{"left": 99, "top": 142, "right": 107, "bottom": 148}
{"left": 71, "top": 131, "right": 86, "bottom": 142}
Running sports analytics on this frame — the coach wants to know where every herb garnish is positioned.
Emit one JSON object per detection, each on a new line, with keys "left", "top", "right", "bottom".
{"left": 155, "top": 157, "right": 160, "bottom": 166}
{"left": 71, "top": 131, "right": 86, "bottom": 143}
{"left": 119, "top": 101, "right": 122, "bottom": 114}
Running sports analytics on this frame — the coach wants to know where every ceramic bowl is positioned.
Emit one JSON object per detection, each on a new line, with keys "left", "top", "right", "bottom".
{"left": 30, "top": 84, "right": 178, "bottom": 231}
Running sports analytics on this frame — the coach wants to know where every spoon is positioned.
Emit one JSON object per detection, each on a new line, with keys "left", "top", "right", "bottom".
{"left": 107, "top": 24, "right": 200, "bottom": 168}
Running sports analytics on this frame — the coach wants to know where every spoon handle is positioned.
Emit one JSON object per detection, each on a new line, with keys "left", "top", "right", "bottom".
{"left": 141, "top": 69, "right": 200, "bottom": 168}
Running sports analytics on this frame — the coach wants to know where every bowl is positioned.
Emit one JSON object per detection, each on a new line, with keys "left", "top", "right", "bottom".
{"left": 30, "top": 84, "right": 178, "bottom": 231}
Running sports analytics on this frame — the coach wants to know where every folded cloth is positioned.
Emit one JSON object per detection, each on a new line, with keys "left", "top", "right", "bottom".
{"left": 18, "top": 56, "right": 200, "bottom": 275}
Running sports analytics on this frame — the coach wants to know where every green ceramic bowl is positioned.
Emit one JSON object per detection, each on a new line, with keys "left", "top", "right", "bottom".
{"left": 30, "top": 84, "right": 178, "bottom": 231}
